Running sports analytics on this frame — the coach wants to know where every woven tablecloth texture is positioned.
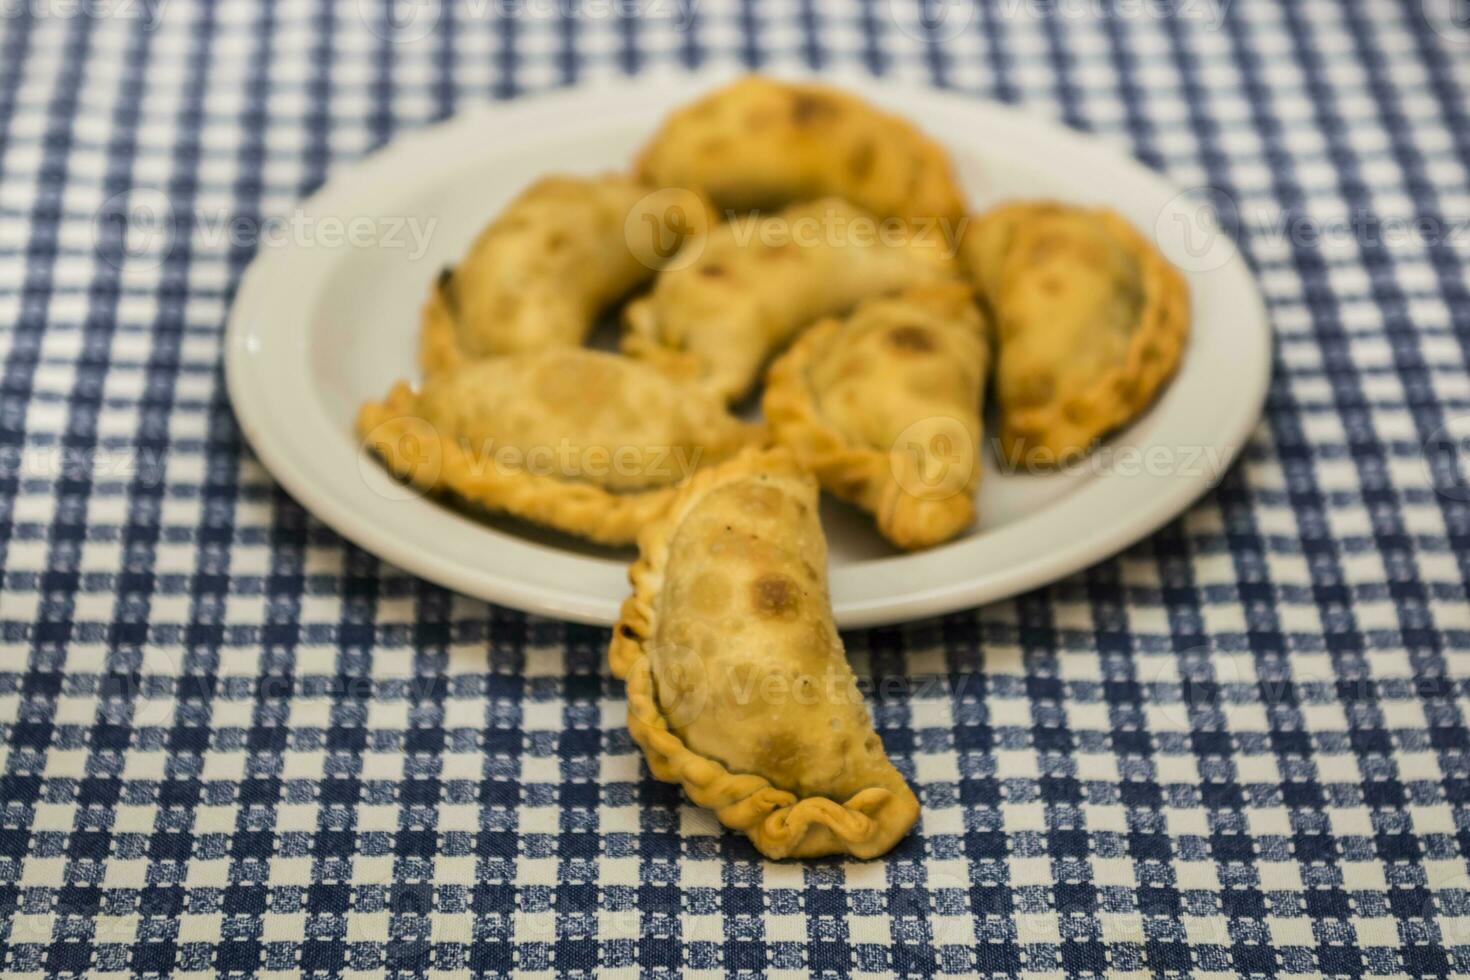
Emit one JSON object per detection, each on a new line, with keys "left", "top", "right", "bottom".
{"left": 2, "top": 0, "right": 1470, "bottom": 976}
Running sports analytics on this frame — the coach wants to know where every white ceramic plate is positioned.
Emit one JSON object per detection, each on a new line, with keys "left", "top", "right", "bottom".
{"left": 225, "top": 70, "right": 1271, "bottom": 627}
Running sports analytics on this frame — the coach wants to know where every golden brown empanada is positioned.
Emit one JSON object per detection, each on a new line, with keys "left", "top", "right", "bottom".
{"left": 961, "top": 201, "right": 1190, "bottom": 465}
{"left": 608, "top": 447, "right": 921, "bottom": 860}
{"left": 421, "top": 174, "right": 711, "bottom": 375}
{"left": 623, "top": 197, "right": 960, "bottom": 403}
{"left": 357, "top": 349, "right": 758, "bottom": 545}
{"left": 636, "top": 76, "right": 966, "bottom": 227}
{"left": 763, "top": 284, "right": 989, "bottom": 550}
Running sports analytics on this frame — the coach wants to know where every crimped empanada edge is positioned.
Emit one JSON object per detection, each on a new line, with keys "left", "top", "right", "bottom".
{"left": 357, "top": 383, "right": 682, "bottom": 547}
{"left": 762, "top": 322, "right": 978, "bottom": 551}
{"left": 972, "top": 202, "right": 1192, "bottom": 463}
{"left": 607, "top": 447, "right": 921, "bottom": 860}
{"left": 632, "top": 75, "right": 968, "bottom": 225}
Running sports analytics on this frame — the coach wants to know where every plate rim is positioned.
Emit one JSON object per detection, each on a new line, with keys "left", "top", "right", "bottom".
{"left": 224, "top": 69, "right": 1272, "bottom": 627}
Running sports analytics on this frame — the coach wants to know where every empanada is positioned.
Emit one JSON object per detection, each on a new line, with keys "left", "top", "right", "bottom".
{"left": 609, "top": 447, "right": 921, "bottom": 860}
{"left": 421, "top": 174, "right": 711, "bottom": 375}
{"left": 763, "top": 284, "right": 989, "bottom": 550}
{"left": 357, "top": 349, "right": 758, "bottom": 545}
{"left": 623, "top": 197, "right": 960, "bottom": 403}
{"left": 961, "top": 201, "right": 1190, "bottom": 465}
{"left": 636, "top": 76, "right": 966, "bottom": 227}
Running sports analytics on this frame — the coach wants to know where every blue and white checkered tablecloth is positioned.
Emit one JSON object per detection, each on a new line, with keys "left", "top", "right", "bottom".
{"left": 2, "top": 0, "right": 1469, "bottom": 976}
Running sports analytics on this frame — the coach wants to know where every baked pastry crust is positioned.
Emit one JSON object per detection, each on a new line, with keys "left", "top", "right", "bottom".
{"left": 961, "top": 201, "right": 1190, "bottom": 465}
{"left": 608, "top": 447, "right": 921, "bottom": 859}
{"left": 623, "top": 197, "right": 960, "bottom": 404}
{"left": 635, "top": 76, "right": 967, "bottom": 226}
{"left": 357, "top": 349, "right": 758, "bottom": 545}
{"left": 421, "top": 174, "right": 710, "bottom": 375}
{"left": 763, "top": 284, "right": 989, "bottom": 550}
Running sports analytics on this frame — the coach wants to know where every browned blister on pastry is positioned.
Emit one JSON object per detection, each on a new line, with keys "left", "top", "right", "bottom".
{"left": 357, "top": 349, "right": 758, "bottom": 545}
{"left": 961, "top": 201, "right": 1190, "bottom": 465}
{"left": 608, "top": 448, "right": 921, "bottom": 860}
{"left": 763, "top": 284, "right": 989, "bottom": 550}
{"left": 421, "top": 174, "right": 711, "bottom": 375}
{"left": 624, "top": 197, "right": 960, "bottom": 404}
{"left": 636, "top": 76, "right": 967, "bottom": 227}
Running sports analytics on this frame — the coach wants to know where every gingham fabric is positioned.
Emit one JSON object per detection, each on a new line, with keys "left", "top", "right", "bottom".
{"left": 1, "top": 1, "right": 1469, "bottom": 977}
